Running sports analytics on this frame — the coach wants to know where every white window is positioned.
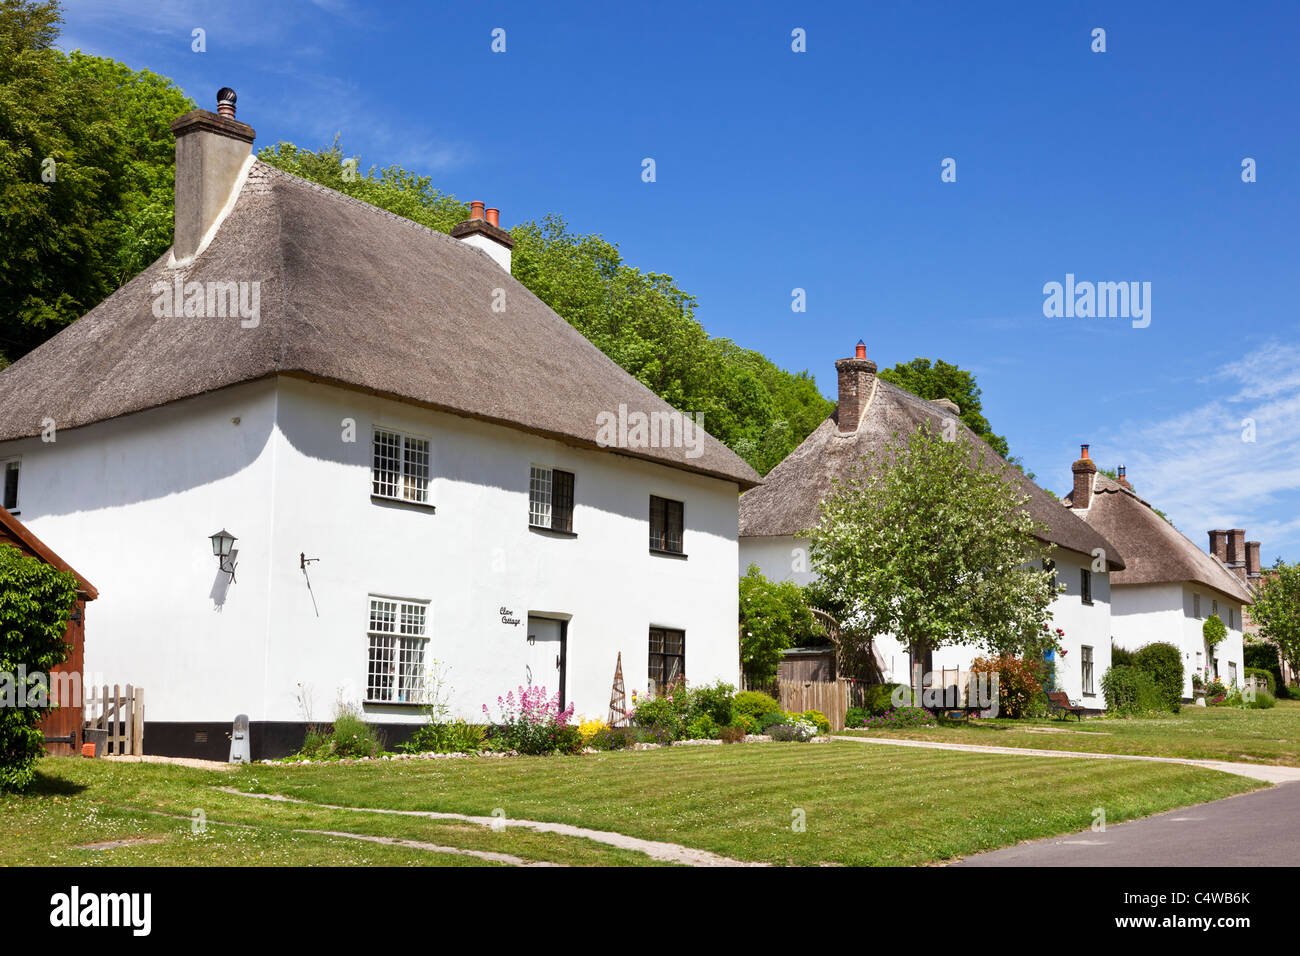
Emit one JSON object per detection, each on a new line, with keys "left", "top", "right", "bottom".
{"left": 2, "top": 458, "right": 18, "bottom": 512}
{"left": 371, "top": 428, "right": 430, "bottom": 504}
{"left": 529, "top": 466, "right": 575, "bottom": 532}
{"left": 1212, "top": 599, "right": 1219, "bottom": 618}
{"left": 1228, "top": 608, "right": 1236, "bottom": 630}
{"left": 1081, "top": 645, "right": 1095, "bottom": 695}
{"left": 366, "top": 596, "right": 428, "bottom": 703}
{"left": 1193, "top": 593, "right": 1201, "bottom": 619}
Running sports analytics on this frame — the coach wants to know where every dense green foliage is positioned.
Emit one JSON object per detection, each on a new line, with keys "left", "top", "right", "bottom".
{"left": 1111, "top": 642, "right": 1135, "bottom": 666}
{"left": 1101, "top": 664, "right": 1170, "bottom": 717}
{"left": 738, "top": 563, "right": 819, "bottom": 683}
{"left": 0, "top": 0, "right": 194, "bottom": 365}
{"left": 1244, "top": 643, "right": 1286, "bottom": 697}
{"left": 0, "top": 542, "right": 79, "bottom": 790}
{"left": 877, "top": 357, "right": 1010, "bottom": 458}
{"left": 808, "top": 425, "right": 1058, "bottom": 701}
{"left": 1201, "top": 614, "right": 1227, "bottom": 652}
{"left": 1249, "top": 561, "right": 1300, "bottom": 684}
{"left": 1133, "top": 642, "right": 1184, "bottom": 710}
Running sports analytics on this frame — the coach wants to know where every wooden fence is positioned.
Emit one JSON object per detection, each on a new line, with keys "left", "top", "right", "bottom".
{"left": 776, "top": 678, "right": 850, "bottom": 731}
{"left": 84, "top": 684, "right": 144, "bottom": 756}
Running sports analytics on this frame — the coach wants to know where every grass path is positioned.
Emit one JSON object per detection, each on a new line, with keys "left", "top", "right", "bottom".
{"left": 219, "top": 786, "right": 758, "bottom": 866}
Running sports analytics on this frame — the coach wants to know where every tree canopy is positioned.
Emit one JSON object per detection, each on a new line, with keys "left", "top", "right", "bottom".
{"left": 806, "top": 424, "right": 1058, "bottom": 701}
{"left": 1249, "top": 560, "right": 1300, "bottom": 684}
{"left": 0, "top": 0, "right": 193, "bottom": 366}
{"left": 877, "top": 357, "right": 1010, "bottom": 459}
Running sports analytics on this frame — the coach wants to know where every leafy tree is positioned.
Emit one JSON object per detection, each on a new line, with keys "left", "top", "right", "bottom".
{"left": 807, "top": 424, "right": 1058, "bottom": 703}
{"left": 0, "top": 0, "right": 193, "bottom": 363}
{"left": 738, "top": 563, "right": 819, "bottom": 683}
{"left": 1133, "top": 641, "right": 1184, "bottom": 709}
{"left": 877, "top": 357, "right": 1010, "bottom": 459}
{"left": 0, "top": 543, "right": 79, "bottom": 790}
{"left": 1249, "top": 560, "right": 1300, "bottom": 685}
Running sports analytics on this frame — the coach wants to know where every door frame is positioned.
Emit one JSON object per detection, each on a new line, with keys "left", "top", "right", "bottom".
{"left": 527, "top": 613, "right": 569, "bottom": 709}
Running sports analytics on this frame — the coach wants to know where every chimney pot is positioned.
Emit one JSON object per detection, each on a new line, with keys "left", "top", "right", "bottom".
{"left": 1209, "top": 530, "right": 1228, "bottom": 562}
{"left": 1080, "top": 443, "right": 1090, "bottom": 460}
{"left": 485, "top": 207, "right": 500, "bottom": 227}
{"left": 834, "top": 345, "right": 877, "bottom": 435}
{"left": 1228, "top": 529, "right": 1246, "bottom": 566}
{"left": 216, "top": 87, "right": 237, "bottom": 118}
{"left": 451, "top": 202, "right": 514, "bottom": 272}
{"left": 469, "top": 201, "right": 485, "bottom": 220}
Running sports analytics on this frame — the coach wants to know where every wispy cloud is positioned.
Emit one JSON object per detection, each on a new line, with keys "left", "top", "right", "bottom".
{"left": 1099, "top": 341, "right": 1300, "bottom": 561}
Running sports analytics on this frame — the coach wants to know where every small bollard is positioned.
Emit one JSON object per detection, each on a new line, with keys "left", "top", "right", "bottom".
{"left": 229, "top": 713, "right": 251, "bottom": 764}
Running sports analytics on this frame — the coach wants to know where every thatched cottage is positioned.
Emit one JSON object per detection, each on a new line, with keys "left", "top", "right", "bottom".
{"left": 0, "top": 89, "right": 759, "bottom": 758}
{"left": 1063, "top": 457, "right": 1253, "bottom": 695}
{"left": 739, "top": 342, "right": 1125, "bottom": 708}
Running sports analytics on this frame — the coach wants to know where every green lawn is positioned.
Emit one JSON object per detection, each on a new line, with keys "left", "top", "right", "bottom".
{"left": 1, "top": 739, "right": 1257, "bottom": 867}
{"left": 839, "top": 699, "right": 1300, "bottom": 766}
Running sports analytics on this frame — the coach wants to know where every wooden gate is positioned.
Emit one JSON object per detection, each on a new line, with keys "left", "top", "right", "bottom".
{"left": 84, "top": 684, "right": 144, "bottom": 756}
{"left": 776, "top": 678, "right": 850, "bottom": 731}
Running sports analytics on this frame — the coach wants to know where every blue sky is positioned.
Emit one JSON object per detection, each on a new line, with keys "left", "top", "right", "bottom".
{"left": 59, "top": 0, "right": 1300, "bottom": 561}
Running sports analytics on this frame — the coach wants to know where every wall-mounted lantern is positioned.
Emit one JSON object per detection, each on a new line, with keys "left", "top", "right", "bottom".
{"left": 209, "top": 529, "right": 237, "bottom": 582}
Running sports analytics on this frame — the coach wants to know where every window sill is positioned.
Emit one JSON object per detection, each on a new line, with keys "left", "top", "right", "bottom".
{"left": 362, "top": 699, "right": 424, "bottom": 708}
{"left": 529, "top": 525, "right": 577, "bottom": 539}
{"left": 371, "top": 494, "right": 436, "bottom": 513}
{"left": 649, "top": 548, "right": 688, "bottom": 560}
{"left": 1081, "top": 599, "right": 1094, "bottom": 606}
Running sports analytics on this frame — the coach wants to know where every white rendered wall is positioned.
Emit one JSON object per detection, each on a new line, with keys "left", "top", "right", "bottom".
{"left": 0, "top": 376, "right": 742, "bottom": 726}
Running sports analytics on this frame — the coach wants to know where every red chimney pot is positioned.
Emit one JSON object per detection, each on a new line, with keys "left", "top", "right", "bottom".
{"left": 485, "top": 207, "right": 499, "bottom": 227}
{"left": 469, "top": 201, "right": 485, "bottom": 220}
{"left": 855, "top": 340, "right": 866, "bottom": 359}
{"left": 1080, "top": 443, "right": 1090, "bottom": 460}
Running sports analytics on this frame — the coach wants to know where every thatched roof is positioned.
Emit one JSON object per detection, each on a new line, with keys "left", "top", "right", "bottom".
{"left": 1065, "top": 473, "right": 1252, "bottom": 603}
{"left": 0, "top": 161, "right": 759, "bottom": 489}
{"left": 739, "top": 377, "right": 1125, "bottom": 568}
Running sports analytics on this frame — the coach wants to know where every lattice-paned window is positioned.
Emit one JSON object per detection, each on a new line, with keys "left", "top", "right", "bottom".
{"left": 1081, "top": 645, "right": 1095, "bottom": 695}
{"left": 529, "top": 466, "right": 574, "bottom": 532}
{"left": 372, "top": 428, "right": 430, "bottom": 503}
{"left": 648, "top": 627, "right": 685, "bottom": 695}
{"left": 649, "top": 495, "right": 684, "bottom": 553}
{"left": 367, "top": 596, "right": 428, "bottom": 703}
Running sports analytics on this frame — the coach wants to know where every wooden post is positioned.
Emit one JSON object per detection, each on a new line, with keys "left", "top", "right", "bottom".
{"left": 132, "top": 687, "right": 144, "bottom": 756}
{"left": 112, "top": 684, "right": 121, "bottom": 755}
{"left": 124, "top": 684, "right": 134, "bottom": 756}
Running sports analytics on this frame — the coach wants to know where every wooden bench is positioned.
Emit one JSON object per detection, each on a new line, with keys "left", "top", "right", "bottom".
{"left": 1046, "top": 691, "right": 1085, "bottom": 721}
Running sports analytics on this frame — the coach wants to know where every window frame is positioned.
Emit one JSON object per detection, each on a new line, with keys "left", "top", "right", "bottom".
{"left": 649, "top": 495, "right": 685, "bottom": 555}
{"left": 365, "top": 595, "right": 430, "bottom": 705}
{"left": 1192, "top": 592, "right": 1201, "bottom": 620}
{"left": 371, "top": 426, "right": 432, "bottom": 506}
{"left": 648, "top": 626, "right": 685, "bottom": 695}
{"left": 1, "top": 457, "right": 19, "bottom": 513}
{"left": 528, "top": 465, "right": 576, "bottom": 534}
{"left": 1081, "top": 645, "right": 1095, "bottom": 696}
{"left": 1080, "top": 567, "right": 1093, "bottom": 605}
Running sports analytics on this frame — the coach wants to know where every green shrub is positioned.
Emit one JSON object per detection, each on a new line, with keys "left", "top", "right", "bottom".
{"left": 326, "top": 705, "right": 384, "bottom": 758}
{"left": 846, "top": 706, "right": 869, "bottom": 728}
{"left": 1102, "top": 665, "right": 1168, "bottom": 716}
{"left": 1244, "top": 667, "right": 1276, "bottom": 696}
{"left": 1111, "top": 643, "right": 1135, "bottom": 667}
{"left": 1248, "top": 690, "right": 1276, "bottom": 709}
{"left": 798, "top": 709, "right": 831, "bottom": 734}
{"left": 685, "top": 714, "right": 719, "bottom": 740}
{"left": 402, "top": 719, "right": 484, "bottom": 754}
{"left": 0, "top": 544, "right": 80, "bottom": 792}
{"left": 733, "top": 690, "right": 780, "bottom": 723}
{"left": 1133, "top": 642, "right": 1184, "bottom": 710}
{"left": 971, "top": 656, "right": 1044, "bottom": 718}
{"left": 588, "top": 726, "right": 635, "bottom": 750}
{"left": 1245, "top": 643, "right": 1285, "bottom": 697}
{"left": 1202, "top": 614, "right": 1227, "bottom": 651}
{"left": 757, "top": 711, "right": 788, "bottom": 732}
{"left": 691, "top": 682, "right": 736, "bottom": 726}
{"left": 865, "top": 683, "right": 904, "bottom": 715}
{"left": 769, "top": 718, "right": 818, "bottom": 742}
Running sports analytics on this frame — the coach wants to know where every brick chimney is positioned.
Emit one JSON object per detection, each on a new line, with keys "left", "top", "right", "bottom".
{"left": 834, "top": 340, "right": 877, "bottom": 435}
{"left": 1070, "top": 444, "right": 1097, "bottom": 510}
{"left": 1208, "top": 530, "right": 1229, "bottom": 563}
{"left": 451, "top": 200, "right": 514, "bottom": 272}
{"left": 169, "top": 88, "right": 256, "bottom": 264}
{"left": 1246, "top": 541, "right": 1262, "bottom": 581}
{"left": 1227, "top": 528, "right": 1247, "bottom": 580}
